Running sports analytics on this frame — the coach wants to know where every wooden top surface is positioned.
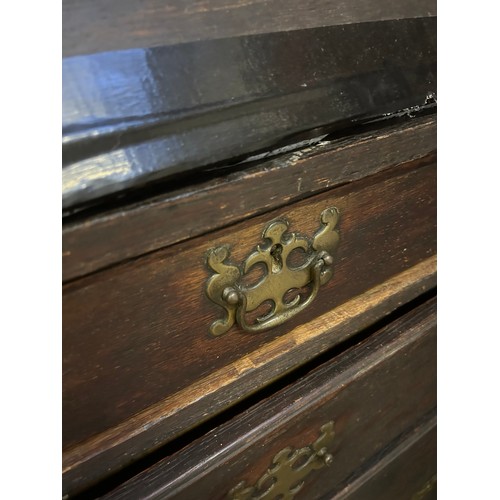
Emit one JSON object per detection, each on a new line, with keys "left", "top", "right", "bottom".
{"left": 62, "top": 18, "right": 436, "bottom": 211}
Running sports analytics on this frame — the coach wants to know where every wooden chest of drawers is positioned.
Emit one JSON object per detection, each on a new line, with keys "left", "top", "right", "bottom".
{"left": 62, "top": 3, "right": 436, "bottom": 498}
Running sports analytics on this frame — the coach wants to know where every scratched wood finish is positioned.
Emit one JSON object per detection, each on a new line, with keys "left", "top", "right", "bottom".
{"left": 63, "top": 116, "right": 436, "bottom": 282}
{"left": 103, "top": 297, "right": 436, "bottom": 500}
{"left": 334, "top": 417, "right": 436, "bottom": 500}
{"left": 63, "top": 0, "right": 437, "bottom": 57}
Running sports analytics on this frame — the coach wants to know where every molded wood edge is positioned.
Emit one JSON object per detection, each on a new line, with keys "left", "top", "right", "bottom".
{"left": 63, "top": 115, "right": 436, "bottom": 282}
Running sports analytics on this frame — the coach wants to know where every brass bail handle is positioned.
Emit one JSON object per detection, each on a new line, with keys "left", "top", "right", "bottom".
{"left": 206, "top": 207, "right": 340, "bottom": 335}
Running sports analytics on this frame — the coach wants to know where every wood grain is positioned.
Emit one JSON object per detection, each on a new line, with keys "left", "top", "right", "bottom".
{"left": 101, "top": 297, "right": 436, "bottom": 500}
{"left": 63, "top": 0, "right": 437, "bottom": 58}
{"left": 63, "top": 115, "right": 436, "bottom": 282}
{"left": 62, "top": 253, "right": 436, "bottom": 496}
{"left": 63, "top": 158, "right": 436, "bottom": 447}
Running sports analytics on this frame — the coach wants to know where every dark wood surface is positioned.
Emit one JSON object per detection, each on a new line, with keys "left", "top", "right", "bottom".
{"left": 63, "top": 0, "right": 436, "bottom": 58}
{"left": 62, "top": 19, "right": 436, "bottom": 210}
{"left": 62, "top": 3, "right": 437, "bottom": 497}
{"left": 63, "top": 116, "right": 436, "bottom": 282}
{"left": 62, "top": 158, "right": 436, "bottom": 496}
{"left": 63, "top": 160, "right": 436, "bottom": 447}
{"left": 102, "top": 297, "right": 436, "bottom": 500}
{"left": 63, "top": 258, "right": 436, "bottom": 497}
{"left": 333, "top": 415, "right": 436, "bottom": 500}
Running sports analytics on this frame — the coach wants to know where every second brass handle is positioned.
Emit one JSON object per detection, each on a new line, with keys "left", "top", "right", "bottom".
{"left": 206, "top": 207, "right": 340, "bottom": 335}
{"left": 229, "top": 421, "right": 335, "bottom": 500}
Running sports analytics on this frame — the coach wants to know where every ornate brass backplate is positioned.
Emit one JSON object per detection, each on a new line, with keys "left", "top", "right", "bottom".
{"left": 229, "top": 421, "right": 335, "bottom": 500}
{"left": 206, "top": 207, "right": 340, "bottom": 335}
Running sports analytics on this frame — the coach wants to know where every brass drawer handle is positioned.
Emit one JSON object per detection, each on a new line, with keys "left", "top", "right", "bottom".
{"left": 229, "top": 421, "right": 335, "bottom": 500}
{"left": 206, "top": 207, "right": 339, "bottom": 335}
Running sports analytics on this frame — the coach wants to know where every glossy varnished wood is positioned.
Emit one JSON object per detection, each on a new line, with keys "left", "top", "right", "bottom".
{"left": 63, "top": 116, "right": 436, "bottom": 281}
{"left": 62, "top": 19, "right": 436, "bottom": 210}
{"left": 102, "top": 297, "right": 436, "bottom": 500}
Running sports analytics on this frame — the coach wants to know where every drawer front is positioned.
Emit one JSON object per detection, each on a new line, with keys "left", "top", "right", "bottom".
{"left": 63, "top": 158, "right": 436, "bottom": 494}
{"left": 104, "top": 297, "right": 436, "bottom": 500}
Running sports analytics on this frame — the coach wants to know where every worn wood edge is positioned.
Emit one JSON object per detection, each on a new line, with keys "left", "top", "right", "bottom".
{"left": 103, "top": 297, "right": 436, "bottom": 499}
{"left": 333, "top": 413, "right": 437, "bottom": 499}
{"left": 63, "top": 0, "right": 437, "bottom": 58}
{"left": 62, "top": 115, "right": 436, "bottom": 282}
{"left": 62, "top": 255, "right": 437, "bottom": 494}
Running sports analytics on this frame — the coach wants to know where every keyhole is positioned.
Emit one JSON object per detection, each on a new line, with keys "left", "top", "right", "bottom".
{"left": 270, "top": 243, "right": 283, "bottom": 272}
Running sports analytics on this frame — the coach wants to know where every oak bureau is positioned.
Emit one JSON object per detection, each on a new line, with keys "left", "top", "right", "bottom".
{"left": 62, "top": 2, "right": 437, "bottom": 498}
